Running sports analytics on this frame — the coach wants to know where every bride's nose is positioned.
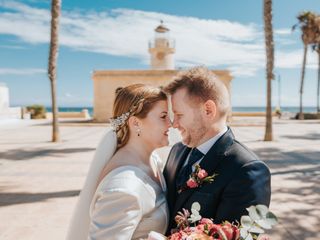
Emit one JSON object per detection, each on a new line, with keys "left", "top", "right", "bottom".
{"left": 166, "top": 116, "right": 172, "bottom": 127}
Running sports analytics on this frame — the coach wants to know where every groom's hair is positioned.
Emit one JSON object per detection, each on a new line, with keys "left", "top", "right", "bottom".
{"left": 164, "top": 66, "right": 230, "bottom": 117}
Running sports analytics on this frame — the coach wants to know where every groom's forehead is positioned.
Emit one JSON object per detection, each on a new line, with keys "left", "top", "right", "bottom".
{"left": 171, "top": 88, "right": 190, "bottom": 103}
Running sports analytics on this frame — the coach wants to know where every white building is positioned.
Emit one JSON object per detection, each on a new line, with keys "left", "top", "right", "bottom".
{"left": 0, "top": 83, "right": 21, "bottom": 120}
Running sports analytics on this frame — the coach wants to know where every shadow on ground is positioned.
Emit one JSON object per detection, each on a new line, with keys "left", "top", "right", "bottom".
{"left": 269, "top": 172, "right": 320, "bottom": 240}
{"left": 281, "top": 133, "right": 320, "bottom": 140}
{"left": 0, "top": 190, "right": 80, "bottom": 207}
{"left": 0, "top": 148, "right": 95, "bottom": 161}
{"left": 253, "top": 147, "right": 320, "bottom": 240}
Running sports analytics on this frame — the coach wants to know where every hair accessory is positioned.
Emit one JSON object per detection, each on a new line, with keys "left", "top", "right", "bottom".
{"left": 109, "top": 97, "right": 145, "bottom": 131}
{"left": 109, "top": 111, "right": 130, "bottom": 131}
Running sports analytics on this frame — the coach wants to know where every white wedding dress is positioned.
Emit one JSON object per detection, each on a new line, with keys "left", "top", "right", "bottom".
{"left": 66, "top": 129, "right": 168, "bottom": 240}
{"left": 88, "top": 163, "right": 168, "bottom": 240}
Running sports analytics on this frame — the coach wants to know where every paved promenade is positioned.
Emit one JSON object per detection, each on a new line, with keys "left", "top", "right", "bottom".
{"left": 0, "top": 117, "right": 319, "bottom": 240}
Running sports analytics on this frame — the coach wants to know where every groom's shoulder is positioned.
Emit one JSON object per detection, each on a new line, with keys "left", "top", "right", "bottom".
{"left": 224, "top": 140, "right": 270, "bottom": 178}
{"left": 226, "top": 138, "right": 263, "bottom": 166}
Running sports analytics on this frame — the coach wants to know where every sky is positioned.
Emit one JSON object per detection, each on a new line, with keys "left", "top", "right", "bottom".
{"left": 0, "top": 0, "right": 320, "bottom": 107}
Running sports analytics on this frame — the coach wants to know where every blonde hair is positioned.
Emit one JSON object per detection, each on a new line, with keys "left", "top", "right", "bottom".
{"left": 112, "top": 84, "right": 167, "bottom": 149}
{"left": 164, "top": 66, "right": 230, "bottom": 117}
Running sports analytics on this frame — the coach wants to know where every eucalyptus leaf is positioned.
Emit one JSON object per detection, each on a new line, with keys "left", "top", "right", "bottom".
{"left": 266, "top": 212, "right": 278, "bottom": 225}
{"left": 248, "top": 225, "right": 265, "bottom": 234}
{"left": 255, "top": 205, "right": 269, "bottom": 218}
{"left": 191, "top": 208, "right": 200, "bottom": 215}
{"left": 255, "top": 219, "right": 272, "bottom": 229}
{"left": 240, "top": 228, "right": 248, "bottom": 237}
{"left": 240, "top": 228, "right": 253, "bottom": 240}
{"left": 246, "top": 206, "right": 261, "bottom": 221}
{"left": 189, "top": 213, "right": 201, "bottom": 223}
{"left": 241, "top": 215, "right": 253, "bottom": 228}
{"left": 191, "top": 202, "right": 201, "bottom": 212}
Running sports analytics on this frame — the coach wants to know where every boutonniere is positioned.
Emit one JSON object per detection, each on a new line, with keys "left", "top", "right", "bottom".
{"left": 178, "top": 164, "right": 218, "bottom": 193}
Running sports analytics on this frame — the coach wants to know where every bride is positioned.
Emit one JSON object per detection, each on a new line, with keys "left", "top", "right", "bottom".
{"left": 66, "top": 84, "right": 171, "bottom": 240}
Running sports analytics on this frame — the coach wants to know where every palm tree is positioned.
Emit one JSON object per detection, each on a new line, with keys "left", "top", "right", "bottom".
{"left": 263, "top": 0, "right": 274, "bottom": 141}
{"left": 293, "top": 12, "right": 319, "bottom": 119}
{"left": 48, "top": 0, "right": 61, "bottom": 142}
{"left": 315, "top": 43, "right": 320, "bottom": 113}
{"left": 312, "top": 15, "right": 320, "bottom": 113}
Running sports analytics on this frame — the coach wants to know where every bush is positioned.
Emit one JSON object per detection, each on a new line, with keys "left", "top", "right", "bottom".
{"left": 294, "top": 112, "right": 320, "bottom": 120}
{"left": 26, "top": 105, "right": 46, "bottom": 119}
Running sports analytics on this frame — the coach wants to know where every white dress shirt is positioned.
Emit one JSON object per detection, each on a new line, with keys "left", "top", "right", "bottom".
{"left": 188, "top": 126, "right": 228, "bottom": 170}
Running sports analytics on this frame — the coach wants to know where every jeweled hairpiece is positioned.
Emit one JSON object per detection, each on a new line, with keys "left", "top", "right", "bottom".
{"left": 109, "top": 97, "right": 145, "bottom": 131}
{"left": 109, "top": 111, "right": 131, "bottom": 131}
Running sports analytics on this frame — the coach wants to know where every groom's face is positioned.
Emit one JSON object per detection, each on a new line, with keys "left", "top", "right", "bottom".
{"left": 171, "top": 88, "right": 207, "bottom": 147}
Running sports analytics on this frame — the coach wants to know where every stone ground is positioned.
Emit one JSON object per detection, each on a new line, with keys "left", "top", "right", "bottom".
{"left": 0, "top": 117, "right": 319, "bottom": 240}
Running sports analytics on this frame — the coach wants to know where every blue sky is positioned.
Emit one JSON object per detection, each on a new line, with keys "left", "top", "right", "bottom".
{"left": 0, "top": 0, "right": 320, "bottom": 107}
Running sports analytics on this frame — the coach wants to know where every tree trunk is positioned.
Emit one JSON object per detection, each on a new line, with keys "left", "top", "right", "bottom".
{"left": 317, "top": 46, "right": 320, "bottom": 113}
{"left": 263, "top": 0, "right": 274, "bottom": 141}
{"left": 48, "top": 0, "right": 61, "bottom": 142}
{"left": 299, "top": 44, "right": 308, "bottom": 120}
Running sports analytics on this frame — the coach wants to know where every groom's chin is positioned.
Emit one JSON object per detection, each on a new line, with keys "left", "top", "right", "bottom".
{"left": 181, "top": 138, "right": 192, "bottom": 147}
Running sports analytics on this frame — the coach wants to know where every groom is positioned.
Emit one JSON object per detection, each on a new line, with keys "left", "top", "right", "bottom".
{"left": 163, "top": 67, "right": 271, "bottom": 232}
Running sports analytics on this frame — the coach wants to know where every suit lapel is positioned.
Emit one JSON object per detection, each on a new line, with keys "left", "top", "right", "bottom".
{"left": 166, "top": 144, "right": 191, "bottom": 212}
{"left": 173, "top": 128, "right": 235, "bottom": 215}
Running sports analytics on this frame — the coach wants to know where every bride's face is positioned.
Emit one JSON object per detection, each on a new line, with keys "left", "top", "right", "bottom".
{"left": 139, "top": 100, "right": 171, "bottom": 149}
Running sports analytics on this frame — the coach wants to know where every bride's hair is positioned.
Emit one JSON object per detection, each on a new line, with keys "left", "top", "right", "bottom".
{"left": 112, "top": 84, "right": 167, "bottom": 148}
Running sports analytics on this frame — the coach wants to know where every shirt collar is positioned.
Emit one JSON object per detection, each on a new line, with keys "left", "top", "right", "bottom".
{"left": 197, "top": 126, "right": 228, "bottom": 155}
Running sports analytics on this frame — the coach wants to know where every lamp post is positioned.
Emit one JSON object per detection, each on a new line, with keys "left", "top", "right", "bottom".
{"left": 277, "top": 73, "right": 281, "bottom": 110}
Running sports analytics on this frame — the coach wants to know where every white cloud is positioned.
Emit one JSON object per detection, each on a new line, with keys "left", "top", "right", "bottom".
{"left": 64, "top": 92, "right": 73, "bottom": 98}
{"left": 0, "top": 45, "right": 26, "bottom": 49}
{"left": 0, "top": 68, "right": 46, "bottom": 75}
{"left": 274, "top": 28, "right": 292, "bottom": 35}
{"left": 0, "top": 1, "right": 314, "bottom": 78}
{"left": 275, "top": 49, "right": 318, "bottom": 69}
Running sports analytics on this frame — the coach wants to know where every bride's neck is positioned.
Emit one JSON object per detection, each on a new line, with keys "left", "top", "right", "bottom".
{"left": 123, "top": 139, "right": 153, "bottom": 165}
{"left": 97, "top": 140, "right": 154, "bottom": 186}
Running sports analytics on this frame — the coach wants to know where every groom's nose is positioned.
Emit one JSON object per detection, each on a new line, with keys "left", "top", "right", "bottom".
{"left": 172, "top": 118, "right": 179, "bottom": 129}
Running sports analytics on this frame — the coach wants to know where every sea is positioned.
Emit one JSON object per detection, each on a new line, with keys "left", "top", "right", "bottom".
{"left": 45, "top": 106, "right": 318, "bottom": 117}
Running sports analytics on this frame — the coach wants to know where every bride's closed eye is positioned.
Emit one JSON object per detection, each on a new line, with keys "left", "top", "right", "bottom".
{"left": 160, "top": 113, "right": 168, "bottom": 120}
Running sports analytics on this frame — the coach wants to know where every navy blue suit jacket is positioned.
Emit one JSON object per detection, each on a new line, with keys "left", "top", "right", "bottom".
{"left": 163, "top": 128, "right": 271, "bottom": 232}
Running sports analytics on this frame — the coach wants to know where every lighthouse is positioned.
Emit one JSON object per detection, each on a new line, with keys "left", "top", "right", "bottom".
{"left": 148, "top": 21, "right": 175, "bottom": 70}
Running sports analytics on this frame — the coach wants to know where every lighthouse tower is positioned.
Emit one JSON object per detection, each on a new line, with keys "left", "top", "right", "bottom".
{"left": 148, "top": 21, "right": 175, "bottom": 70}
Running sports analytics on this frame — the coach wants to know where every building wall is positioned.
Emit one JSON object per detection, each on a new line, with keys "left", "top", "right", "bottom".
{"left": 0, "top": 84, "right": 9, "bottom": 112}
{"left": 92, "top": 69, "right": 232, "bottom": 122}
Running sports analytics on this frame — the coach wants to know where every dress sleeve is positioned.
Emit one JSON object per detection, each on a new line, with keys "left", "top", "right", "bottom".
{"left": 88, "top": 189, "right": 142, "bottom": 240}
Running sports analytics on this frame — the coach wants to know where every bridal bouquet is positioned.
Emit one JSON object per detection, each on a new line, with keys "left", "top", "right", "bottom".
{"left": 148, "top": 203, "right": 278, "bottom": 240}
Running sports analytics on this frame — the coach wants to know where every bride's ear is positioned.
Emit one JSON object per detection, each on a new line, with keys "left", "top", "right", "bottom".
{"left": 128, "top": 116, "right": 141, "bottom": 130}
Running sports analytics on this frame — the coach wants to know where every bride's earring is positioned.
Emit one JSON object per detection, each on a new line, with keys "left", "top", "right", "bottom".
{"left": 136, "top": 128, "right": 141, "bottom": 137}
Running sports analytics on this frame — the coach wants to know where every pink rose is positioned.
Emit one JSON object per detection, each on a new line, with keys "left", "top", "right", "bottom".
{"left": 257, "top": 234, "right": 270, "bottom": 240}
{"left": 197, "top": 169, "right": 208, "bottom": 179}
{"left": 220, "top": 222, "right": 240, "bottom": 240}
{"left": 199, "top": 218, "right": 213, "bottom": 225}
{"left": 187, "top": 178, "right": 199, "bottom": 188}
{"left": 208, "top": 224, "right": 222, "bottom": 237}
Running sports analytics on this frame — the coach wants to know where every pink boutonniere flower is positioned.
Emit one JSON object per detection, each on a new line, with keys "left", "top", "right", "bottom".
{"left": 179, "top": 165, "right": 217, "bottom": 193}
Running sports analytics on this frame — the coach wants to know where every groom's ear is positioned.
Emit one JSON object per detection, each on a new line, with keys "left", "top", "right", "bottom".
{"left": 203, "top": 100, "right": 217, "bottom": 119}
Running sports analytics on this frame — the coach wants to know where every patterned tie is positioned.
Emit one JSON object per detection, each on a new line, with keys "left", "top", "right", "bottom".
{"left": 176, "top": 148, "right": 204, "bottom": 190}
